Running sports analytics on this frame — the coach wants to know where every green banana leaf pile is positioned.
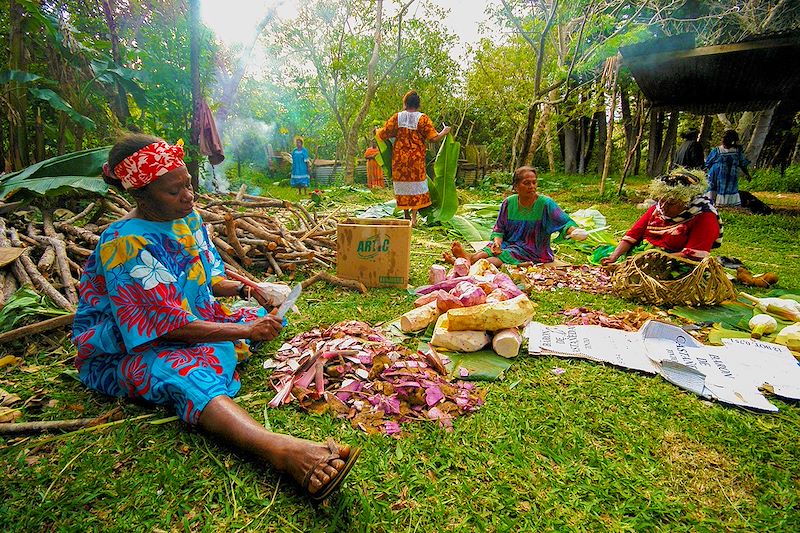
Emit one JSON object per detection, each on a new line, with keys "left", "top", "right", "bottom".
{"left": 0, "top": 146, "right": 111, "bottom": 201}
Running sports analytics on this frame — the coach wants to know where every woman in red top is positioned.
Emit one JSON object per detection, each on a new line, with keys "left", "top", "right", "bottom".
{"left": 601, "top": 171, "right": 723, "bottom": 265}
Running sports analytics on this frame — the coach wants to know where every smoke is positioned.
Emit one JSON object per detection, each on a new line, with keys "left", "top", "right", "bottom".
{"left": 201, "top": 117, "right": 280, "bottom": 193}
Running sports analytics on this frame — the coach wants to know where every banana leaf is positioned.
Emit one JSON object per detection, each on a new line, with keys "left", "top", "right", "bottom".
{"left": 358, "top": 200, "right": 399, "bottom": 219}
{"left": 27, "top": 88, "right": 95, "bottom": 130}
{"left": 375, "top": 137, "right": 392, "bottom": 180}
{"left": 430, "top": 133, "right": 460, "bottom": 222}
{"left": 0, "top": 69, "right": 42, "bottom": 84}
{"left": 0, "top": 176, "right": 108, "bottom": 200}
{"left": 444, "top": 349, "right": 513, "bottom": 381}
{"left": 444, "top": 215, "right": 492, "bottom": 242}
{"left": 0, "top": 146, "right": 110, "bottom": 201}
{"left": 668, "top": 300, "right": 754, "bottom": 330}
{"left": 0, "top": 286, "right": 71, "bottom": 333}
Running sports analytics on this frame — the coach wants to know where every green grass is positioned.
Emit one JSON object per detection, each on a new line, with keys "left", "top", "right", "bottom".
{"left": 2, "top": 173, "right": 799, "bottom": 532}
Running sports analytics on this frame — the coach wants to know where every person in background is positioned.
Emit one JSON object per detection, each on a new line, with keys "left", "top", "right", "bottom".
{"left": 673, "top": 128, "right": 705, "bottom": 169}
{"left": 73, "top": 134, "right": 360, "bottom": 501}
{"left": 705, "top": 129, "right": 752, "bottom": 206}
{"left": 364, "top": 138, "right": 384, "bottom": 189}
{"left": 446, "top": 166, "right": 588, "bottom": 267}
{"left": 600, "top": 170, "right": 722, "bottom": 265}
{"left": 290, "top": 137, "right": 311, "bottom": 196}
{"left": 377, "top": 90, "right": 450, "bottom": 227}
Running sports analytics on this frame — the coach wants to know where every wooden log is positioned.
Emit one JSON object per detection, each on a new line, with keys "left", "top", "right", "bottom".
{"left": 66, "top": 243, "right": 92, "bottom": 259}
{"left": 301, "top": 271, "right": 367, "bottom": 294}
{"left": 41, "top": 207, "right": 57, "bottom": 237}
{"left": 108, "top": 190, "right": 132, "bottom": 210}
{"left": 56, "top": 222, "right": 100, "bottom": 246}
{"left": 264, "top": 251, "right": 283, "bottom": 277}
{"left": 17, "top": 251, "right": 74, "bottom": 310}
{"left": 235, "top": 184, "right": 247, "bottom": 201}
{"left": 62, "top": 201, "right": 96, "bottom": 225}
{"left": 212, "top": 237, "right": 236, "bottom": 257}
{"left": 222, "top": 261, "right": 259, "bottom": 282}
{"left": 0, "top": 406, "right": 123, "bottom": 435}
{"left": 0, "top": 220, "right": 32, "bottom": 287}
{"left": 0, "top": 313, "right": 74, "bottom": 345}
{"left": 31, "top": 235, "right": 78, "bottom": 305}
{"left": 237, "top": 218, "right": 284, "bottom": 245}
{"left": 223, "top": 214, "right": 251, "bottom": 267}
{"left": 36, "top": 245, "right": 56, "bottom": 275}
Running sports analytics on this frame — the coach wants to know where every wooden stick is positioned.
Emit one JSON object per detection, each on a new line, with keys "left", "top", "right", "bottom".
{"left": 56, "top": 222, "right": 100, "bottom": 246}
{"left": 33, "top": 235, "right": 78, "bottom": 305}
{"left": 17, "top": 251, "right": 74, "bottom": 311}
{"left": 223, "top": 214, "right": 251, "bottom": 267}
{"left": 62, "top": 201, "right": 96, "bottom": 225}
{"left": 222, "top": 262, "right": 259, "bottom": 283}
{"left": 36, "top": 245, "right": 56, "bottom": 275}
{"left": 264, "top": 251, "right": 283, "bottom": 277}
{"left": 299, "top": 206, "right": 341, "bottom": 241}
{"left": 0, "top": 219, "right": 32, "bottom": 287}
{"left": 301, "top": 271, "right": 367, "bottom": 294}
{"left": 0, "top": 313, "right": 74, "bottom": 345}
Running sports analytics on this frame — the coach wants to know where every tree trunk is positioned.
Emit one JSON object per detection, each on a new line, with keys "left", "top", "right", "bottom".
{"left": 526, "top": 103, "right": 550, "bottom": 165}
{"left": 100, "top": 0, "right": 130, "bottom": 126}
{"left": 519, "top": 105, "right": 539, "bottom": 169}
{"left": 34, "top": 107, "right": 44, "bottom": 162}
{"left": 563, "top": 122, "right": 578, "bottom": 173}
{"left": 187, "top": 0, "right": 201, "bottom": 190}
{"left": 8, "top": 0, "right": 29, "bottom": 170}
{"left": 745, "top": 104, "right": 776, "bottom": 166}
{"left": 699, "top": 114, "right": 713, "bottom": 152}
{"left": 620, "top": 87, "right": 634, "bottom": 154}
{"left": 545, "top": 122, "right": 556, "bottom": 173}
{"left": 593, "top": 110, "right": 606, "bottom": 173}
{"left": 600, "top": 84, "right": 617, "bottom": 195}
{"left": 653, "top": 111, "right": 679, "bottom": 176}
{"left": 344, "top": 0, "right": 384, "bottom": 184}
{"left": 646, "top": 111, "right": 663, "bottom": 176}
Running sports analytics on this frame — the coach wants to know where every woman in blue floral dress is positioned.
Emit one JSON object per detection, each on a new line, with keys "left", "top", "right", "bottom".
{"left": 72, "top": 134, "right": 359, "bottom": 501}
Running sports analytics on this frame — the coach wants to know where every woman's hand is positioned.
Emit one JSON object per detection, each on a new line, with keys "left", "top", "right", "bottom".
{"left": 600, "top": 254, "right": 618, "bottom": 266}
{"left": 490, "top": 240, "right": 502, "bottom": 255}
{"left": 247, "top": 314, "right": 283, "bottom": 342}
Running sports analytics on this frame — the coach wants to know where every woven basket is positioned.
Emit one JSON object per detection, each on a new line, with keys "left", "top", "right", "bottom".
{"left": 610, "top": 249, "right": 736, "bottom": 306}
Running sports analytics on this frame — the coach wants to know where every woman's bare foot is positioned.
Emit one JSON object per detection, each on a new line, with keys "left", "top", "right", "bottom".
{"left": 279, "top": 439, "right": 350, "bottom": 496}
{"left": 443, "top": 251, "right": 456, "bottom": 264}
{"left": 451, "top": 241, "right": 469, "bottom": 260}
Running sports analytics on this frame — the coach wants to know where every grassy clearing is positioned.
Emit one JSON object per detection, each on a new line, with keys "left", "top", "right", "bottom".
{"left": 1, "top": 173, "right": 799, "bottom": 532}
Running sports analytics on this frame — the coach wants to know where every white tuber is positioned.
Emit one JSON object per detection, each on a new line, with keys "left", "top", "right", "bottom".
{"left": 492, "top": 328, "right": 522, "bottom": 358}
{"left": 748, "top": 314, "right": 777, "bottom": 339}
{"left": 400, "top": 301, "right": 441, "bottom": 332}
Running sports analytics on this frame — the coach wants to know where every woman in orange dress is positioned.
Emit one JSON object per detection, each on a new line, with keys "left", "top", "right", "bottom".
{"left": 364, "top": 139, "right": 384, "bottom": 189}
{"left": 377, "top": 90, "right": 450, "bottom": 226}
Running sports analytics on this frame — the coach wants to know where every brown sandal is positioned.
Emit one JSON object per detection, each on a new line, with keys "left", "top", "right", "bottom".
{"left": 303, "top": 439, "right": 361, "bottom": 502}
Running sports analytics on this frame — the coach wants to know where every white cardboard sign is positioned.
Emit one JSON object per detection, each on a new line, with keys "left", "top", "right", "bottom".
{"left": 524, "top": 320, "right": 800, "bottom": 412}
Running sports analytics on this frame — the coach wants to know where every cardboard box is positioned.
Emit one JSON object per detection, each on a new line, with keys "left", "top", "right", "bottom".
{"left": 336, "top": 218, "right": 412, "bottom": 288}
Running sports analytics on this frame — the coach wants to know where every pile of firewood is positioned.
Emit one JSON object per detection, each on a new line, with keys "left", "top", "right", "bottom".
{"left": 0, "top": 190, "right": 340, "bottom": 313}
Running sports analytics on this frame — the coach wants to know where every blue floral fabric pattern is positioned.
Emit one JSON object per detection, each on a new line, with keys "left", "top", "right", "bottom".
{"left": 72, "top": 211, "right": 261, "bottom": 424}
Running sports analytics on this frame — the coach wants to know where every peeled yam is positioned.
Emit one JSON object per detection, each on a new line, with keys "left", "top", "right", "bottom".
{"left": 492, "top": 328, "right": 521, "bottom": 358}
{"left": 431, "top": 313, "right": 490, "bottom": 352}
{"left": 448, "top": 258, "right": 470, "bottom": 278}
{"left": 429, "top": 264, "right": 447, "bottom": 285}
{"left": 446, "top": 294, "right": 534, "bottom": 332}
{"left": 400, "top": 301, "right": 441, "bottom": 332}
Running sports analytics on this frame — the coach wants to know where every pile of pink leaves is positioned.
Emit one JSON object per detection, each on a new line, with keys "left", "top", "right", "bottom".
{"left": 507, "top": 264, "right": 613, "bottom": 295}
{"left": 265, "top": 321, "right": 486, "bottom": 437}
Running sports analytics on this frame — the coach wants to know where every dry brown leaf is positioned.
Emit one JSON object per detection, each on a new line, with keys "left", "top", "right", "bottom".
{"left": 0, "top": 406, "right": 22, "bottom": 423}
{"left": 0, "top": 387, "right": 22, "bottom": 407}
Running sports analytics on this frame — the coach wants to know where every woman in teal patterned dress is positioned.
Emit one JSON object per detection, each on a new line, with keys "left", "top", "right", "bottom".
{"left": 72, "top": 134, "right": 359, "bottom": 501}
{"left": 447, "top": 167, "right": 588, "bottom": 266}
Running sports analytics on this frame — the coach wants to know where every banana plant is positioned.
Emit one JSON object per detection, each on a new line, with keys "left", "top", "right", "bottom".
{"left": 0, "top": 147, "right": 111, "bottom": 202}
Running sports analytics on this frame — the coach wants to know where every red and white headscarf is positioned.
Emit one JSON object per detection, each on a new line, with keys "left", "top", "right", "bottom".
{"left": 104, "top": 141, "right": 186, "bottom": 190}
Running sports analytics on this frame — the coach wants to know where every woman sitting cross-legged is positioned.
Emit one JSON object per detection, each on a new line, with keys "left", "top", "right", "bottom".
{"left": 446, "top": 166, "right": 588, "bottom": 267}
{"left": 72, "top": 133, "right": 360, "bottom": 501}
{"left": 600, "top": 170, "right": 723, "bottom": 266}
